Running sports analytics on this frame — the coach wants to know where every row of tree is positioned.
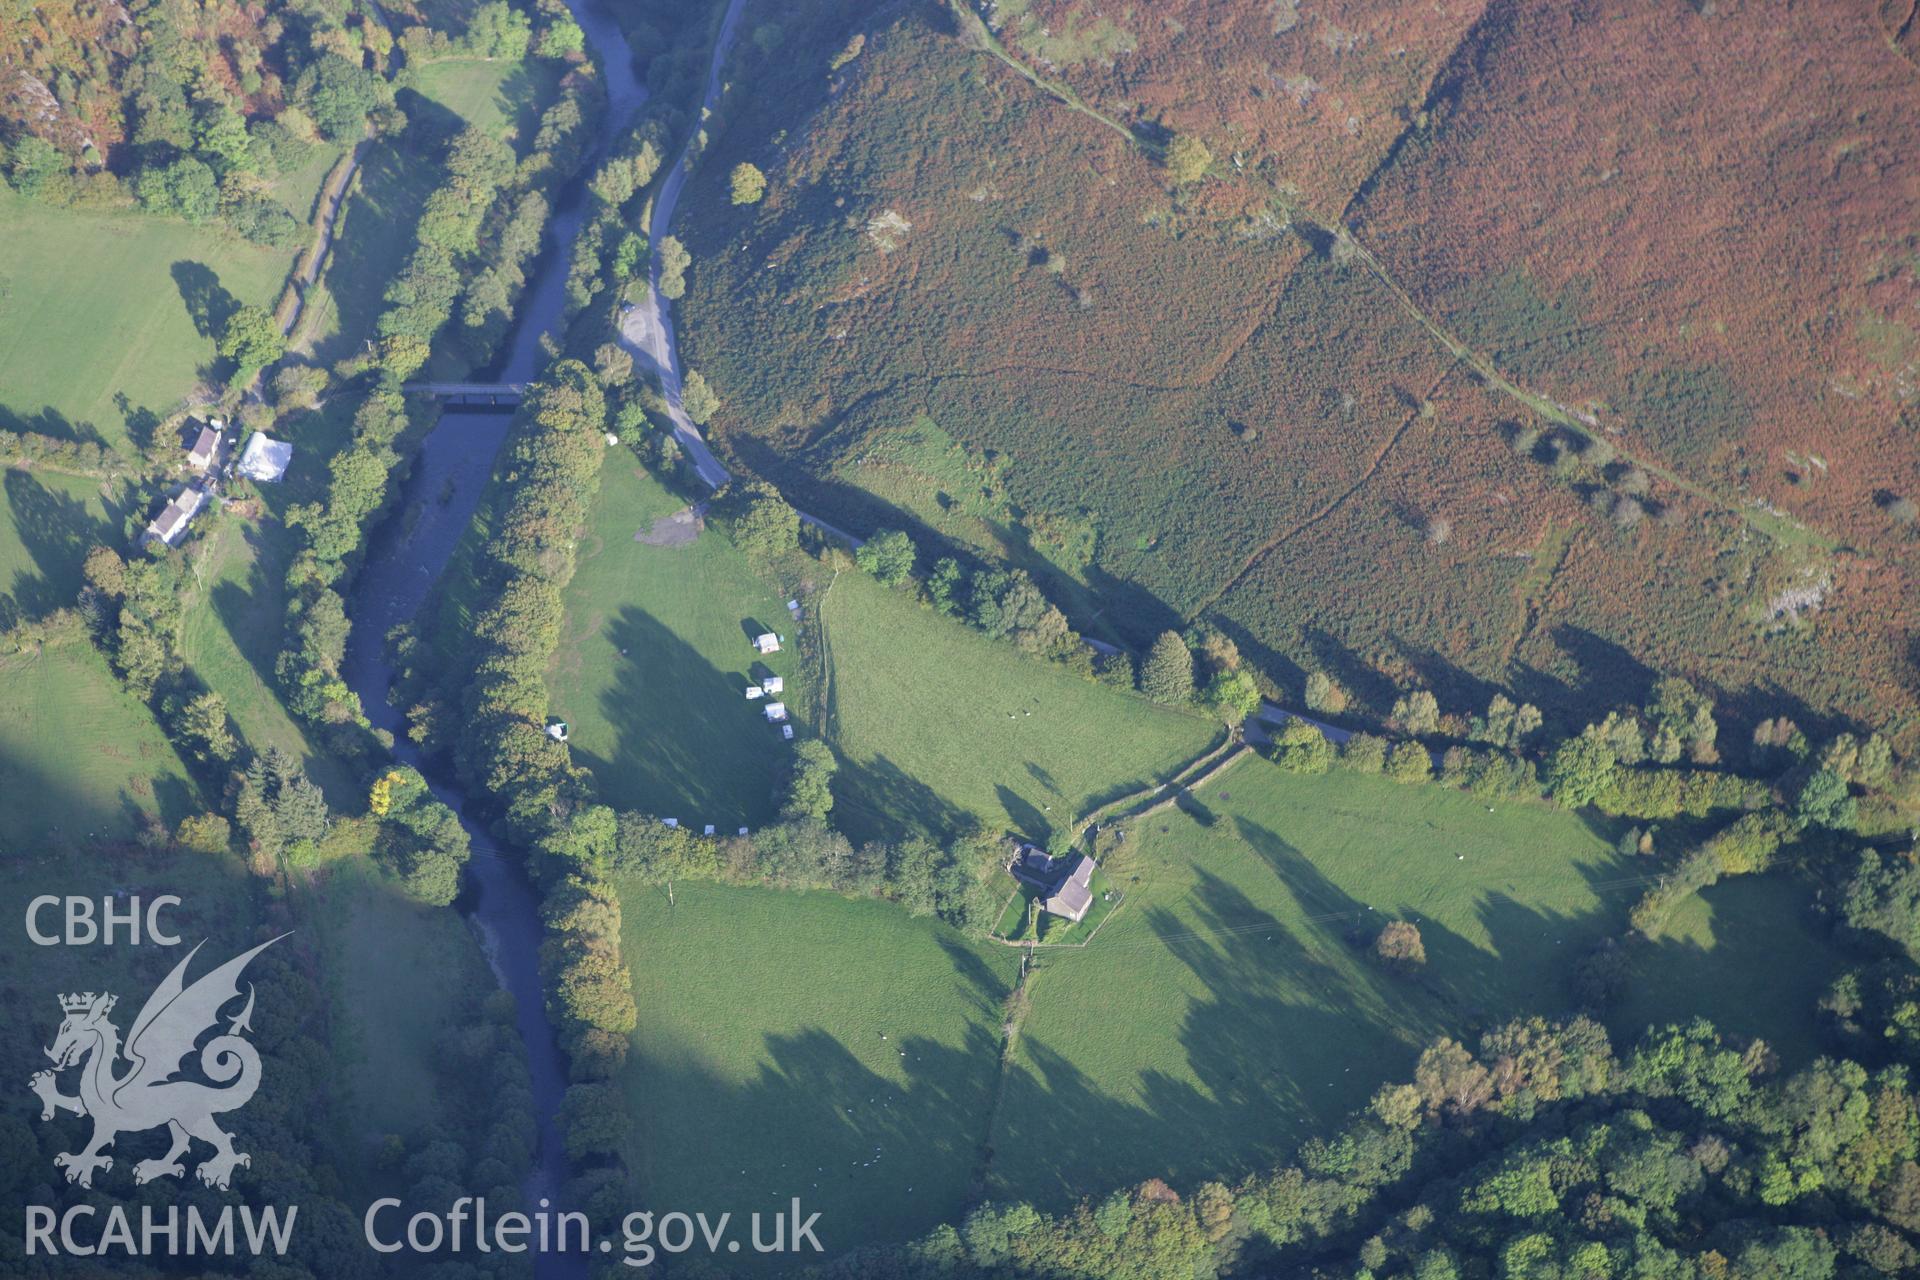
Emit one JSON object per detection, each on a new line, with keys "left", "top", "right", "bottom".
{"left": 839, "top": 522, "right": 1268, "bottom": 724}
{"left": 273, "top": 81, "right": 596, "bottom": 756}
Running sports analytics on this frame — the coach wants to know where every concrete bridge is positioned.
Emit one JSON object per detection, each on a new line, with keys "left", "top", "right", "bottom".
{"left": 403, "top": 382, "right": 528, "bottom": 408}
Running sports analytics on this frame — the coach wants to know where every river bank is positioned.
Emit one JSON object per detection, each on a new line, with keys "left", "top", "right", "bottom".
{"left": 338, "top": 2, "right": 656, "bottom": 1276}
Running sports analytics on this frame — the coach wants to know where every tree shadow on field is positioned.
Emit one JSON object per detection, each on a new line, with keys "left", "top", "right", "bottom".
{"left": 832, "top": 751, "right": 970, "bottom": 846}
{"left": 2, "top": 469, "right": 119, "bottom": 628}
{"left": 1234, "top": 815, "right": 1602, "bottom": 1038}
{"left": 211, "top": 532, "right": 288, "bottom": 703}
{"left": 577, "top": 606, "right": 783, "bottom": 824}
{"left": 0, "top": 403, "right": 108, "bottom": 448}
{"left": 171, "top": 260, "right": 240, "bottom": 340}
{"left": 725, "top": 432, "right": 1187, "bottom": 649}
{"left": 391, "top": 87, "right": 466, "bottom": 149}
{"left": 995, "top": 784, "right": 1050, "bottom": 844}
{"left": 997, "top": 865, "right": 1409, "bottom": 1201}
{"left": 620, "top": 971, "right": 1014, "bottom": 1254}
{"left": 113, "top": 392, "right": 161, "bottom": 453}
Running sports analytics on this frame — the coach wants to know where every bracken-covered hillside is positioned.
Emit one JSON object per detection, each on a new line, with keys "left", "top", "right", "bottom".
{"left": 675, "top": 0, "right": 1920, "bottom": 746}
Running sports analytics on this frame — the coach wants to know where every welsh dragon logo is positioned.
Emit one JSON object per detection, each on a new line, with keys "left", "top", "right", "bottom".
{"left": 28, "top": 935, "right": 285, "bottom": 1190}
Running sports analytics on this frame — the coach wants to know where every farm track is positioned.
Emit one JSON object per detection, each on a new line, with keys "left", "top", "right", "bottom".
{"left": 1191, "top": 365, "right": 1457, "bottom": 617}
{"left": 1880, "top": 0, "right": 1920, "bottom": 74}
{"left": 971, "top": 945, "right": 1039, "bottom": 1199}
{"left": 1495, "top": 520, "right": 1574, "bottom": 670}
{"left": 943, "top": 0, "right": 1837, "bottom": 557}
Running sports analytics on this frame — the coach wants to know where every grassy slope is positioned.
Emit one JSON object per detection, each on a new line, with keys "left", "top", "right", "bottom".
{"left": 617, "top": 879, "right": 1020, "bottom": 1259}
{"left": 989, "top": 759, "right": 1634, "bottom": 1204}
{"left": 1610, "top": 874, "right": 1850, "bottom": 1062}
{"left": 0, "top": 188, "right": 290, "bottom": 448}
{"left": 408, "top": 57, "right": 562, "bottom": 146}
{"left": 821, "top": 569, "right": 1218, "bottom": 842}
{"left": 298, "top": 58, "right": 557, "bottom": 362}
{"left": 177, "top": 514, "right": 358, "bottom": 805}
{"left": 271, "top": 141, "right": 352, "bottom": 223}
{"left": 312, "top": 855, "right": 495, "bottom": 1144}
{"left": 0, "top": 469, "right": 126, "bottom": 630}
{"left": 548, "top": 461, "right": 805, "bottom": 827}
{"left": 0, "top": 641, "right": 202, "bottom": 847}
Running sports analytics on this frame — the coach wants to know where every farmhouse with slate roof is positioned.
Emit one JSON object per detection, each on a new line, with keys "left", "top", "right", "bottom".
{"left": 1009, "top": 843, "right": 1099, "bottom": 923}
{"left": 143, "top": 486, "right": 208, "bottom": 548}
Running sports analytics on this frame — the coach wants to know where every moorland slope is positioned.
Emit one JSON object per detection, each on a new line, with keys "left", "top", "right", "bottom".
{"left": 673, "top": 0, "right": 1920, "bottom": 746}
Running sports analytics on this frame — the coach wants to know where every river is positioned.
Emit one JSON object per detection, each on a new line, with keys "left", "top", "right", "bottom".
{"left": 337, "top": 6, "right": 664, "bottom": 1276}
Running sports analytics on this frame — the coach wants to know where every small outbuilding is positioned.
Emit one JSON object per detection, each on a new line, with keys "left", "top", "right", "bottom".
{"left": 763, "top": 701, "right": 788, "bottom": 723}
{"left": 761, "top": 675, "right": 785, "bottom": 696}
{"left": 753, "top": 632, "right": 781, "bottom": 654}
{"left": 745, "top": 685, "right": 764, "bottom": 700}
{"left": 237, "top": 433, "right": 293, "bottom": 483}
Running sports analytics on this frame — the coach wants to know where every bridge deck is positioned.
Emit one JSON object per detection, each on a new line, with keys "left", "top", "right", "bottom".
{"left": 402, "top": 382, "right": 529, "bottom": 399}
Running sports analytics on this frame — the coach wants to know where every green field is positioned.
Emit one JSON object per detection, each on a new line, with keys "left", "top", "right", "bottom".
{"left": 821, "top": 568, "right": 1218, "bottom": 842}
{"left": 408, "top": 57, "right": 563, "bottom": 146}
{"left": 0, "top": 640, "right": 202, "bottom": 848}
{"left": 177, "top": 515, "right": 357, "bottom": 805}
{"left": 613, "top": 754, "right": 1852, "bottom": 1243}
{"left": 1610, "top": 874, "right": 1849, "bottom": 1062}
{"left": 548, "top": 461, "right": 805, "bottom": 827}
{"left": 986, "top": 758, "right": 1635, "bottom": 1204}
{"left": 314, "top": 855, "right": 498, "bottom": 1144}
{"left": 0, "top": 469, "right": 126, "bottom": 630}
{"left": 294, "top": 136, "right": 445, "bottom": 364}
{"left": 0, "top": 188, "right": 292, "bottom": 449}
{"left": 616, "top": 879, "right": 1020, "bottom": 1258}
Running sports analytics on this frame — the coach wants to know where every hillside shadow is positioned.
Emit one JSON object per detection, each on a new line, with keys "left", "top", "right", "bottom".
{"left": 1, "top": 469, "right": 118, "bottom": 629}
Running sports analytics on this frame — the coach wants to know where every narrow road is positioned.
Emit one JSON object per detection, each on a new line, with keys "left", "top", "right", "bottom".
{"left": 1242, "top": 701, "right": 1352, "bottom": 748}
{"left": 619, "top": 0, "right": 750, "bottom": 491}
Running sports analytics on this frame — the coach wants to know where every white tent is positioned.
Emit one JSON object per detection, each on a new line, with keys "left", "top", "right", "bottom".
{"left": 763, "top": 702, "right": 788, "bottom": 723}
{"left": 754, "top": 632, "right": 781, "bottom": 654}
{"left": 761, "top": 675, "right": 785, "bottom": 695}
{"left": 238, "top": 433, "right": 293, "bottom": 483}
